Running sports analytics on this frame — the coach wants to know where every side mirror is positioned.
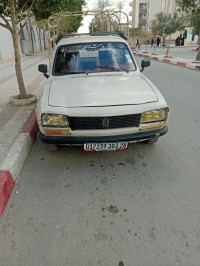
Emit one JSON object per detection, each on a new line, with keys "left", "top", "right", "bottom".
{"left": 38, "top": 64, "right": 49, "bottom": 78}
{"left": 140, "top": 59, "right": 150, "bottom": 72}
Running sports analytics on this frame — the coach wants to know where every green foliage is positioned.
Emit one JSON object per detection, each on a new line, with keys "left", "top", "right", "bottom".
{"left": 129, "top": 27, "right": 147, "bottom": 39}
{"left": 144, "top": 39, "right": 150, "bottom": 45}
{"left": 0, "top": 1, "right": 11, "bottom": 17}
{"left": 0, "top": 0, "right": 85, "bottom": 33}
{"left": 190, "top": 6, "right": 200, "bottom": 35}
{"left": 150, "top": 12, "right": 185, "bottom": 42}
{"left": 177, "top": 0, "right": 199, "bottom": 9}
{"left": 33, "top": 0, "right": 84, "bottom": 33}
{"left": 177, "top": 0, "right": 200, "bottom": 35}
{"left": 177, "top": 1, "right": 200, "bottom": 60}
{"left": 62, "top": 15, "right": 83, "bottom": 33}
{"left": 33, "top": 0, "right": 84, "bottom": 21}
{"left": 32, "top": 1, "right": 66, "bottom": 21}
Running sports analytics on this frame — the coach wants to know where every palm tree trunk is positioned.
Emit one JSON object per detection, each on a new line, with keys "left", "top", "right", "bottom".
{"left": 9, "top": 0, "right": 27, "bottom": 99}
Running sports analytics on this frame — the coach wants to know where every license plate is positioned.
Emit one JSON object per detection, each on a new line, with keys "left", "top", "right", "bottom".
{"left": 84, "top": 142, "right": 128, "bottom": 152}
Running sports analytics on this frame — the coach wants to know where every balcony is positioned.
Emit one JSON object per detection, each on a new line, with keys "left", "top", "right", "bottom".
{"left": 139, "top": 0, "right": 148, "bottom": 4}
{"left": 139, "top": 18, "right": 147, "bottom": 25}
{"left": 141, "top": 25, "right": 147, "bottom": 30}
{"left": 139, "top": 3, "right": 148, "bottom": 8}
{"left": 139, "top": 8, "right": 147, "bottom": 15}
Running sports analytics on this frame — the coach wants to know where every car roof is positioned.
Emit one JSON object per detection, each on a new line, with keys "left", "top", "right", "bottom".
{"left": 57, "top": 35, "right": 127, "bottom": 47}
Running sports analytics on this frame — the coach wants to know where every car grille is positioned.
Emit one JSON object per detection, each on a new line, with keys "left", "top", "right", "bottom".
{"left": 69, "top": 114, "right": 141, "bottom": 130}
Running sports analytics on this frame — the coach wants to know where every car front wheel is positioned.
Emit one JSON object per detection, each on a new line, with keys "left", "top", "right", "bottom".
{"left": 145, "top": 137, "right": 159, "bottom": 144}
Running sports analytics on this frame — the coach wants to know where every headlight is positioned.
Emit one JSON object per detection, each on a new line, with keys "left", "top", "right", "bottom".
{"left": 140, "top": 108, "right": 168, "bottom": 123}
{"left": 42, "top": 113, "right": 69, "bottom": 127}
{"left": 139, "top": 108, "right": 168, "bottom": 131}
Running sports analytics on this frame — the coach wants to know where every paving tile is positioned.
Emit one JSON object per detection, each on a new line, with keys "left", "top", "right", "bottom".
{"left": 0, "top": 105, "right": 35, "bottom": 165}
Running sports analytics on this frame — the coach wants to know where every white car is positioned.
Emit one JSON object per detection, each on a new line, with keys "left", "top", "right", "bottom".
{"left": 37, "top": 32, "right": 169, "bottom": 151}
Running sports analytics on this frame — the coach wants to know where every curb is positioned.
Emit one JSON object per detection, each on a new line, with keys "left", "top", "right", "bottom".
{"left": 0, "top": 111, "right": 38, "bottom": 217}
{"left": 132, "top": 51, "right": 200, "bottom": 71}
{"left": 0, "top": 171, "right": 15, "bottom": 216}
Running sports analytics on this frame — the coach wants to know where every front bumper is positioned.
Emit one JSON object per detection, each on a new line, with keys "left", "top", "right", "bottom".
{"left": 37, "top": 126, "right": 168, "bottom": 145}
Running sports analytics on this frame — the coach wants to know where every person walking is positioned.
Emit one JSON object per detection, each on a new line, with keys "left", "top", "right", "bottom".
{"left": 181, "top": 36, "right": 184, "bottom": 46}
{"left": 136, "top": 38, "right": 140, "bottom": 49}
{"left": 151, "top": 38, "right": 154, "bottom": 47}
{"left": 156, "top": 36, "right": 160, "bottom": 47}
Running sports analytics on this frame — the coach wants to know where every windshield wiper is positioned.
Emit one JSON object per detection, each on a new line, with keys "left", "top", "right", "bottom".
{"left": 66, "top": 71, "right": 87, "bottom": 74}
{"left": 95, "top": 65, "right": 129, "bottom": 73}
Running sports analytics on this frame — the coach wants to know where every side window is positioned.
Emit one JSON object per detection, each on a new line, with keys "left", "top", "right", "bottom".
{"left": 55, "top": 52, "right": 65, "bottom": 73}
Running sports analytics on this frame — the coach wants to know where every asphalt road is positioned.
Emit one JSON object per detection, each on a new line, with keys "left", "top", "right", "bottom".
{"left": 0, "top": 59, "right": 200, "bottom": 266}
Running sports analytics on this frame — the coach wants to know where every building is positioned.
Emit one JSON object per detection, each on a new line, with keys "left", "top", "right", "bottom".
{"left": 129, "top": 0, "right": 199, "bottom": 45}
{"left": 129, "top": 0, "right": 176, "bottom": 30}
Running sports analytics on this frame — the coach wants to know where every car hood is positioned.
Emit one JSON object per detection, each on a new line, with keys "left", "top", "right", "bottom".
{"left": 48, "top": 73, "right": 158, "bottom": 108}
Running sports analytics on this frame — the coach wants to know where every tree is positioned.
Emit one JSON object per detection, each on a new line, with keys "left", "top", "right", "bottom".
{"left": 0, "top": 0, "right": 84, "bottom": 101}
{"left": 34, "top": 0, "right": 84, "bottom": 33}
{"left": 129, "top": 27, "right": 147, "bottom": 46}
{"left": 177, "top": 0, "right": 200, "bottom": 60}
{"left": 89, "top": 0, "right": 125, "bottom": 33}
{"left": 150, "top": 12, "right": 185, "bottom": 45}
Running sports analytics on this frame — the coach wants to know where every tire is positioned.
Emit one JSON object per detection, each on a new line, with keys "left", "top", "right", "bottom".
{"left": 145, "top": 138, "right": 159, "bottom": 144}
{"left": 47, "top": 143, "right": 58, "bottom": 152}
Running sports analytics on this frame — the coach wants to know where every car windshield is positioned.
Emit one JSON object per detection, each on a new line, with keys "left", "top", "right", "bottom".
{"left": 53, "top": 41, "right": 136, "bottom": 75}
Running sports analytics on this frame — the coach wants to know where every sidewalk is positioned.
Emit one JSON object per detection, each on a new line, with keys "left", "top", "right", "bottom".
{"left": 132, "top": 47, "right": 200, "bottom": 71}
{"left": 0, "top": 51, "right": 48, "bottom": 216}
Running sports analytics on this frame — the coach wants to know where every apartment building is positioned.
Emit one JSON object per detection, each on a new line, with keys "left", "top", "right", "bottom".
{"left": 129, "top": 0, "right": 176, "bottom": 30}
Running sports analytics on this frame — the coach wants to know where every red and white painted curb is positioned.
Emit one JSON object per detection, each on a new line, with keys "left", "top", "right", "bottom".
{"left": 132, "top": 50, "right": 200, "bottom": 71}
{"left": 0, "top": 171, "right": 15, "bottom": 216}
{"left": 0, "top": 111, "right": 38, "bottom": 217}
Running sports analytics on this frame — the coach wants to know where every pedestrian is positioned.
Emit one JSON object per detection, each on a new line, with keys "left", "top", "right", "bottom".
{"left": 153, "top": 35, "right": 156, "bottom": 45}
{"left": 156, "top": 36, "right": 160, "bottom": 47}
{"left": 151, "top": 38, "right": 154, "bottom": 47}
{"left": 181, "top": 36, "right": 184, "bottom": 46}
{"left": 136, "top": 38, "right": 140, "bottom": 49}
{"left": 176, "top": 36, "right": 181, "bottom": 46}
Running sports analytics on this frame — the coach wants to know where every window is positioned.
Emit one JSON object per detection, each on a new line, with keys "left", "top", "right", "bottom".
{"left": 53, "top": 42, "right": 136, "bottom": 75}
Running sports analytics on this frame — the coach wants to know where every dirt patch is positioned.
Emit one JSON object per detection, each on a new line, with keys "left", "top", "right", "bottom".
{"left": 107, "top": 205, "right": 119, "bottom": 214}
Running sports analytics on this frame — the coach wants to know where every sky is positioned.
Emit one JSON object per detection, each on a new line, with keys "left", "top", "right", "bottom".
{"left": 78, "top": 0, "right": 131, "bottom": 33}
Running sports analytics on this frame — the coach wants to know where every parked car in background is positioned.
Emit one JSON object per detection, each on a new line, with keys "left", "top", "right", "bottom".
{"left": 37, "top": 32, "right": 169, "bottom": 151}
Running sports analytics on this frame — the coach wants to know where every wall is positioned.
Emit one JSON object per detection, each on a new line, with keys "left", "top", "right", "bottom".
{"left": 0, "top": 19, "right": 14, "bottom": 62}
{"left": 130, "top": 0, "right": 180, "bottom": 30}
{"left": 0, "top": 18, "right": 47, "bottom": 62}
{"left": 148, "top": 0, "right": 163, "bottom": 27}
{"left": 166, "top": 29, "right": 198, "bottom": 45}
